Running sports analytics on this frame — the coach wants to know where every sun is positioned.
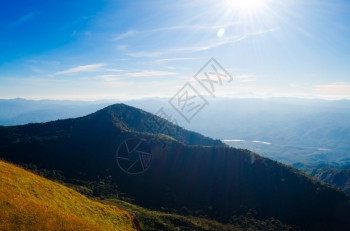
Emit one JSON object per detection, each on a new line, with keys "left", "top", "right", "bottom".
{"left": 226, "top": 0, "right": 265, "bottom": 13}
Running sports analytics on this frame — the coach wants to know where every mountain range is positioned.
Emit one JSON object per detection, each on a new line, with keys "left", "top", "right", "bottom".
{"left": 0, "top": 103, "right": 349, "bottom": 230}
{"left": 1, "top": 98, "right": 349, "bottom": 168}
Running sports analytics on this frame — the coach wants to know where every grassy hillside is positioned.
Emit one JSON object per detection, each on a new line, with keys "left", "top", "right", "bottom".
{"left": 0, "top": 160, "right": 139, "bottom": 231}
{"left": 100, "top": 198, "right": 294, "bottom": 231}
{"left": 0, "top": 159, "right": 293, "bottom": 231}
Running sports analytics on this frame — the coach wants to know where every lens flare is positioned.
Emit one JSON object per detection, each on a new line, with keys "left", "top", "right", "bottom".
{"left": 227, "top": 0, "right": 265, "bottom": 13}
{"left": 217, "top": 28, "right": 225, "bottom": 37}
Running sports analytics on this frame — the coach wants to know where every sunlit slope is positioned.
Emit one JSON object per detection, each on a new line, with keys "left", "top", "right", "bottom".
{"left": 100, "top": 198, "right": 293, "bottom": 231}
{"left": 0, "top": 160, "right": 139, "bottom": 231}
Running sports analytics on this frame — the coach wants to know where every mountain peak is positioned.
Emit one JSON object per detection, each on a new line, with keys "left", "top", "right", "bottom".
{"left": 88, "top": 103, "right": 224, "bottom": 146}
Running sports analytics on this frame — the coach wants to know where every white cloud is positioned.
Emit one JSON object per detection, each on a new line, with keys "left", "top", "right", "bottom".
{"left": 289, "top": 83, "right": 299, "bottom": 88}
{"left": 125, "top": 26, "right": 278, "bottom": 58}
{"left": 55, "top": 63, "right": 106, "bottom": 75}
{"left": 124, "top": 70, "right": 177, "bottom": 77}
{"left": 314, "top": 82, "right": 350, "bottom": 95}
{"left": 155, "top": 57, "right": 198, "bottom": 63}
{"left": 116, "top": 45, "right": 128, "bottom": 51}
{"left": 95, "top": 70, "right": 177, "bottom": 81}
{"left": 25, "top": 65, "right": 43, "bottom": 73}
{"left": 102, "top": 67, "right": 124, "bottom": 72}
{"left": 250, "top": 27, "right": 280, "bottom": 36}
{"left": 112, "top": 23, "right": 240, "bottom": 41}
{"left": 234, "top": 74, "right": 256, "bottom": 83}
{"left": 25, "top": 59, "right": 61, "bottom": 66}
{"left": 8, "top": 12, "right": 37, "bottom": 28}
{"left": 126, "top": 35, "right": 247, "bottom": 58}
{"left": 126, "top": 51, "right": 165, "bottom": 58}
{"left": 112, "top": 30, "right": 137, "bottom": 41}
{"left": 96, "top": 75, "right": 120, "bottom": 82}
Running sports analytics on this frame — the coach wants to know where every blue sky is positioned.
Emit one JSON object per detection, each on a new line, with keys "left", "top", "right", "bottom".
{"left": 0, "top": 0, "right": 349, "bottom": 100}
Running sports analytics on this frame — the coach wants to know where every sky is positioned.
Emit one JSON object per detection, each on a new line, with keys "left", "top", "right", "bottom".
{"left": 0, "top": 0, "right": 350, "bottom": 100}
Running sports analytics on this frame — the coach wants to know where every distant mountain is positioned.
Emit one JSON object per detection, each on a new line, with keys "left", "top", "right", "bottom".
{"left": 178, "top": 98, "right": 350, "bottom": 168}
{"left": 304, "top": 167, "right": 350, "bottom": 195}
{"left": 0, "top": 98, "right": 112, "bottom": 125}
{"left": 0, "top": 160, "right": 139, "bottom": 231}
{"left": 1, "top": 98, "right": 349, "bottom": 168}
{"left": 0, "top": 104, "right": 349, "bottom": 230}
{"left": 123, "top": 98, "right": 350, "bottom": 168}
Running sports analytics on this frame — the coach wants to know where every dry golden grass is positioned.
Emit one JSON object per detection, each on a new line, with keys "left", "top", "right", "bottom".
{"left": 0, "top": 160, "right": 138, "bottom": 231}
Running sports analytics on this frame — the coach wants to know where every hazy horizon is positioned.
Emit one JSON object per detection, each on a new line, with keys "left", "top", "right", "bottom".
{"left": 1, "top": 95, "right": 350, "bottom": 102}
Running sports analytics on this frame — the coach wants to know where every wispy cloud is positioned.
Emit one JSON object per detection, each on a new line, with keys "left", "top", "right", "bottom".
{"left": 55, "top": 63, "right": 106, "bottom": 75}
{"left": 8, "top": 12, "right": 37, "bottom": 29}
{"left": 53, "top": 64, "right": 171, "bottom": 79}
{"left": 123, "top": 70, "right": 176, "bottom": 77}
{"left": 235, "top": 74, "right": 256, "bottom": 83}
{"left": 113, "top": 31, "right": 137, "bottom": 41}
{"left": 102, "top": 67, "right": 124, "bottom": 72}
{"left": 96, "top": 70, "right": 177, "bottom": 82}
{"left": 250, "top": 27, "right": 280, "bottom": 36}
{"left": 155, "top": 57, "right": 198, "bottom": 63}
{"left": 126, "top": 35, "right": 246, "bottom": 57}
{"left": 112, "top": 23, "right": 240, "bottom": 41}
{"left": 25, "top": 65, "right": 43, "bottom": 73}
{"left": 124, "top": 27, "right": 278, "bottom": 58}
{"left": 96, "top": 75, "right": 120, "bottom": 82}
{"left": 25, "top": 59, "right": 61, "bottom": 66}
{"left": 314, "top": 82, "right": 350, "bottom": 94}
{"left": 126, "top": 51, "right": 165, "bottom": 58}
